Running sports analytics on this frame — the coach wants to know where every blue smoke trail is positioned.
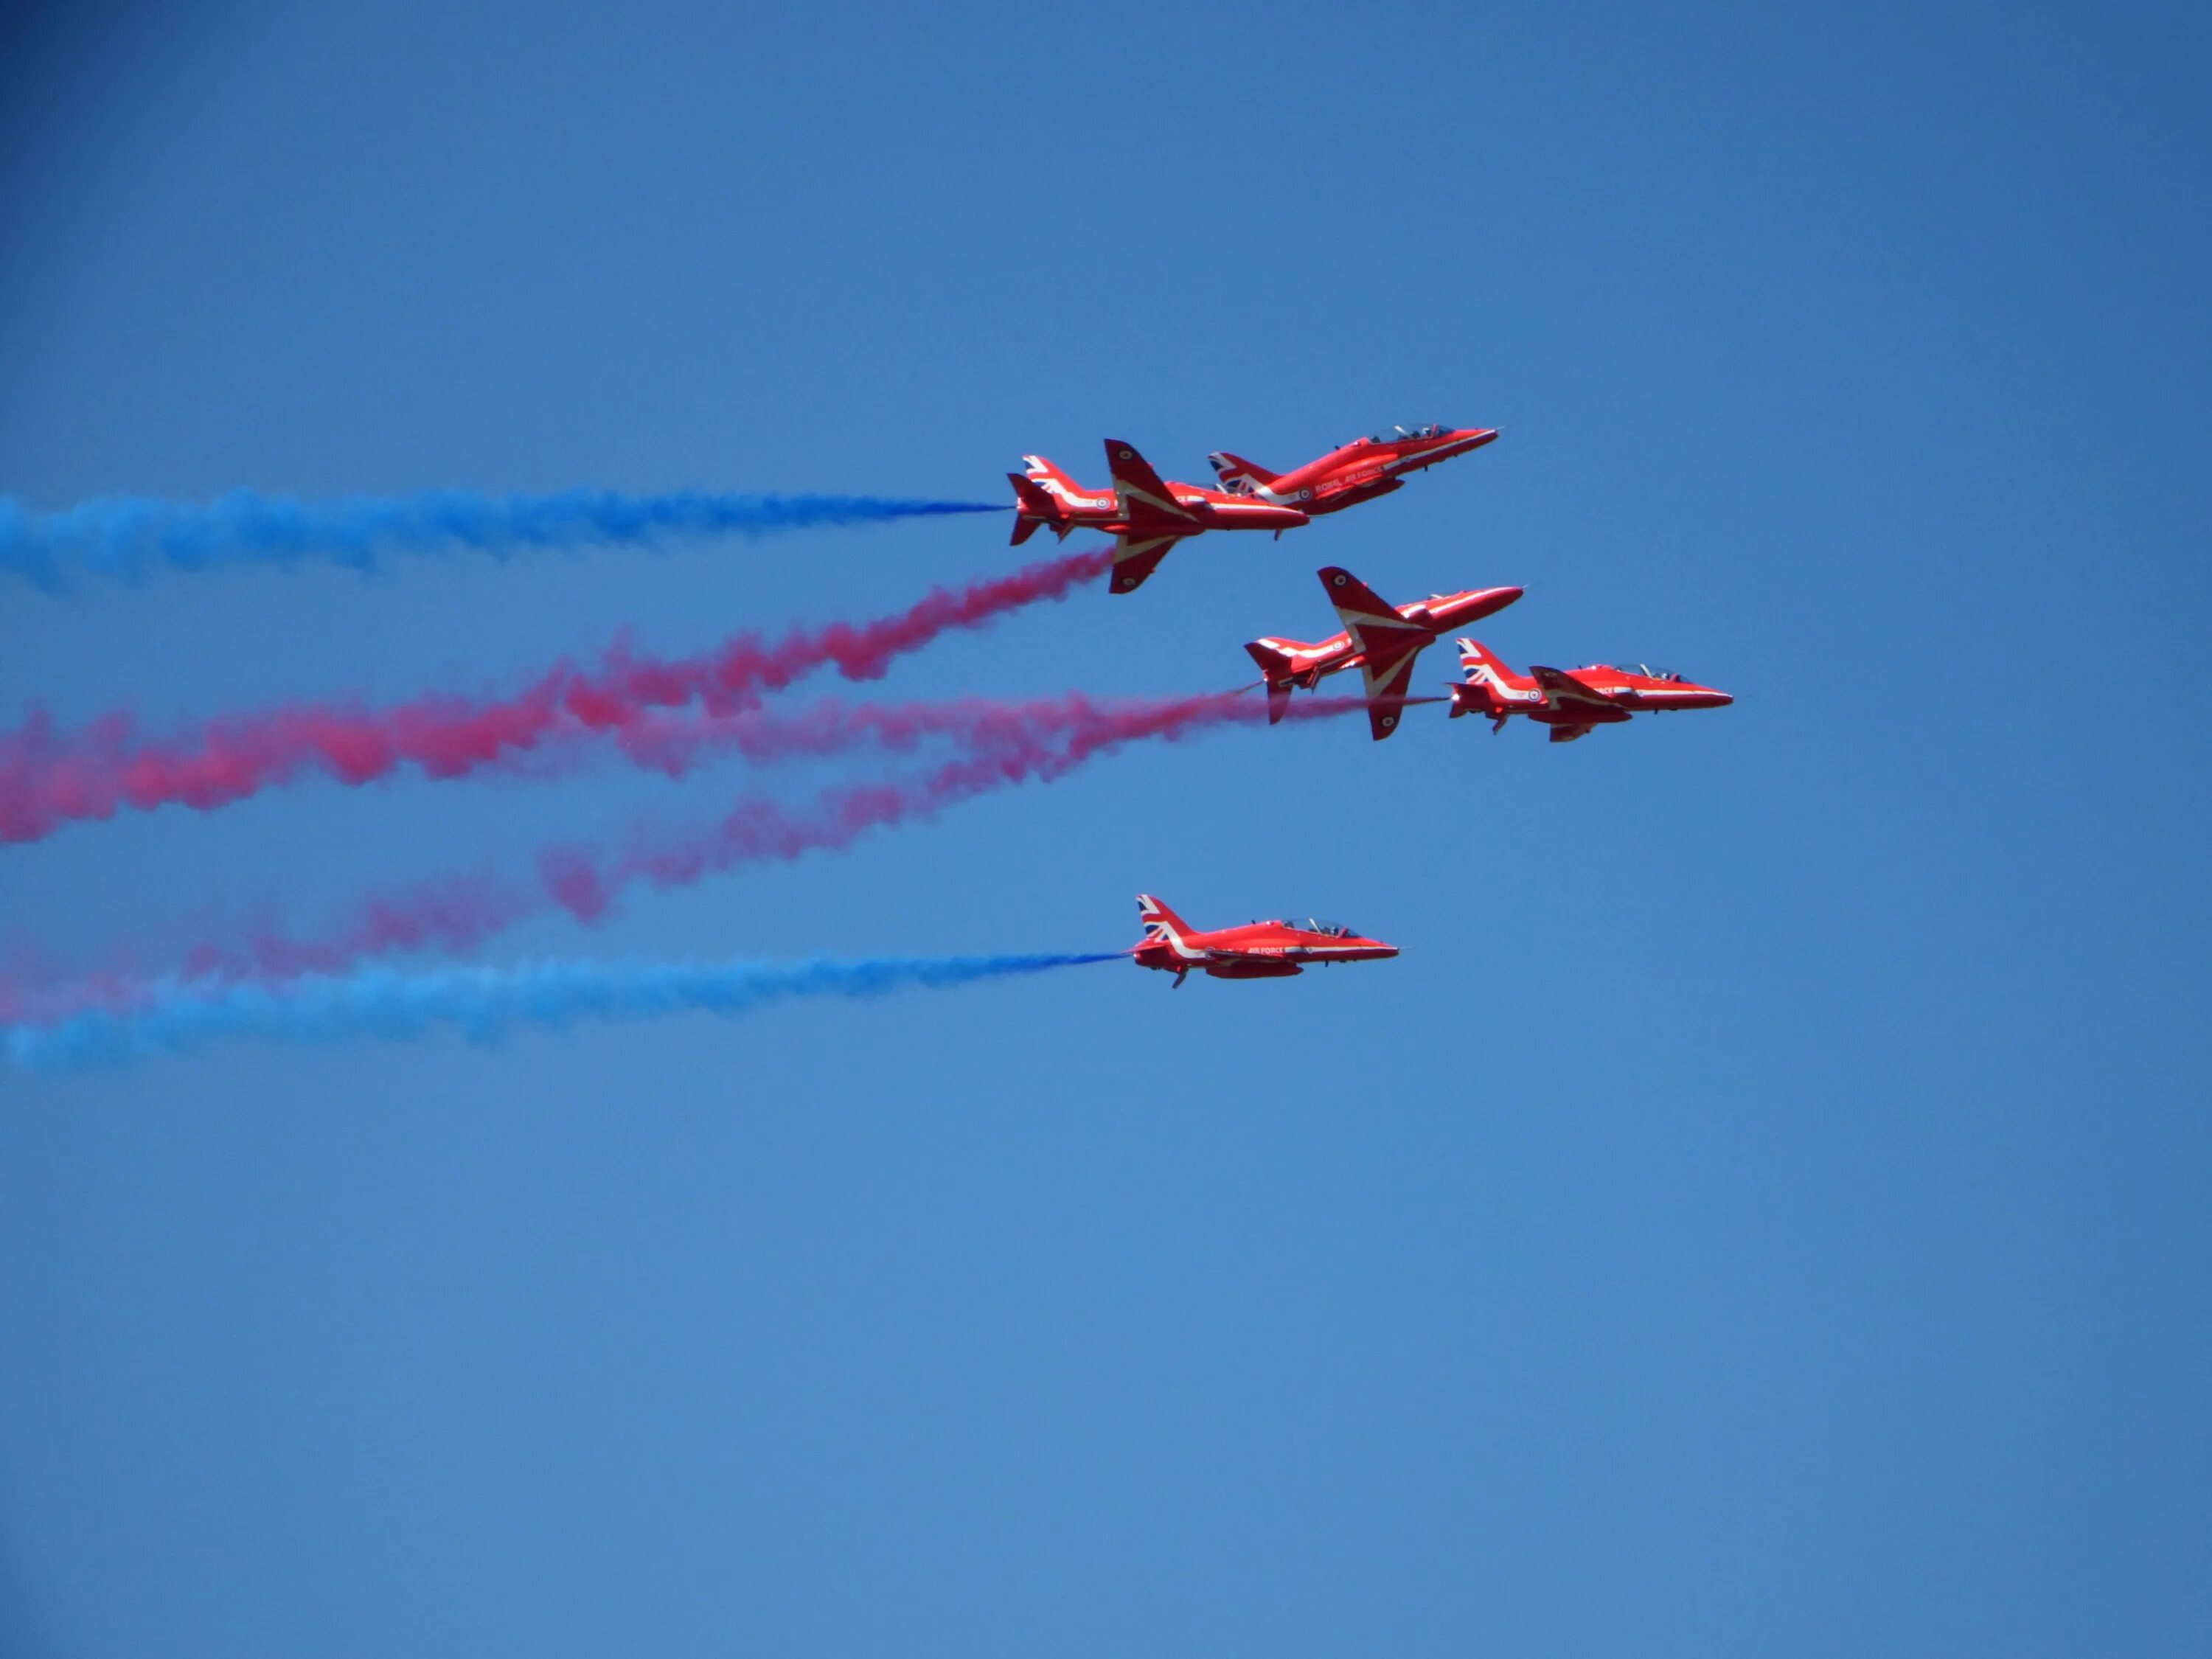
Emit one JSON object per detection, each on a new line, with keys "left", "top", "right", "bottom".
{"left": 4, "top": 951, "right": 1122, "bottom": 1070}
{"left": 0, "top": 488, "right": 1009, "bottom": 587}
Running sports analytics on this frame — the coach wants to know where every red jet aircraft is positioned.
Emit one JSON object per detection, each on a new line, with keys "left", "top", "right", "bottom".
{"left": 1130, "top": 894, "right": 1399, "bottom": 987}
{"left": 1207, "top": 422, "right": 1498, "bottom": 516}
{"left": 1008, "top": 439, "right": 1309, "bottom": 594}
{"left": 1245, "top": 565, "right": 1525, "bottom": 741}
{"left": 1448, "top": 638, "right": 1733, "bottom": 742}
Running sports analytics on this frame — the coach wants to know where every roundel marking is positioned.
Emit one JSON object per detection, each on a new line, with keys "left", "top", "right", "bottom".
{"left": 1117, "top": 448, "right": 1133, "bottom": 460}
{"left": 1298, "top": 487, "right": 1313, "bottom": 501}
{"left": 1330, "top": 572, "right": 1348, "bottom": 586}
{"left": 1381, "top": 714, "right": 1397, "bottom": 729}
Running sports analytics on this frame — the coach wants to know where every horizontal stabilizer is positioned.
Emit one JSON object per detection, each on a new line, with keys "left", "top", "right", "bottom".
{"left": 1009, "top": 473, "right": 1060, "bottom": 514}
{"left": 1006, "top": 473, "right": 1052, "bottom": 544}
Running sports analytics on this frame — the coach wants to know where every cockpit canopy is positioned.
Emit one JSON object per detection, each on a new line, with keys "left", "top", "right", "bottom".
{"left": 1350, "top": 422, "right": 1454, "bottom": 445}
{"left": 1580, "top": 662, "right": 1685, "bottom": 681}
{"left": 1302, "top": 917, "right": 1354, "bottom": 937}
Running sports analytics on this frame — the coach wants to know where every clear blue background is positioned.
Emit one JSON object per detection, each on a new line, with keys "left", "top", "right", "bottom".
{"left": 2, "top": 2, "right": 2207, "bottom": 1652}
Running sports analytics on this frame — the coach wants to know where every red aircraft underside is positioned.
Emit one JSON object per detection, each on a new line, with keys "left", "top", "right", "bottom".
{"left": 1449, "top": 637, "right": 1733, "bottom": 742}
{"left": 1008, "top": 438, "right": 1308, "bottom": 594}
{"left": 1207, "top": 422, "right": 1498, "bottom": 516}
{"left": 1128, "top": 894, "right": 1398, "bottom": 987}
{"left": 1245, "top": 566, "right": 1524, "bottom": 740}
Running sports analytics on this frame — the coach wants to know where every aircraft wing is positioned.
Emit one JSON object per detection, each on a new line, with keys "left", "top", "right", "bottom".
{"left": 1357, "top": 650, "right": 1422, "bottom": 741}
{"left": 1530, "top": 664, "right": 1616, "bottom": 706}
{"left": 1321, "top": 566, "right": 1431, "bottom": 667}
{"left": 1104, "top": 440, "right": 1197, "bottom": 531}
{"left": 1107, "top": 533, "right": 1188, "bottom": 595}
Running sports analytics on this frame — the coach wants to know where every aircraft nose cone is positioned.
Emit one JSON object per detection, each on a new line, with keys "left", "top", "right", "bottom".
{"left": 1463, "top": 428, "right": 1500, "bottom": 448}
{"left": 1455, "top": 585, "right": 1523, "bottom": 625}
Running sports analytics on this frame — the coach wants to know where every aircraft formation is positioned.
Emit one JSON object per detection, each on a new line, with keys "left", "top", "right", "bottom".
{"left": 0, "top": 417, "right": 1730, "bottom": 1059}
{"left": 1018, "top": 423, "right": 1735, "bottom": 984}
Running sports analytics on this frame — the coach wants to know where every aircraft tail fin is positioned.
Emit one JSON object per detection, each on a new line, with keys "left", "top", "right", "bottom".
{"left": 1208, "top": 452, "right": 1280, "bottom": 495}
{"left": 1136, "top": 894, "right": 1195, "bottom": 945}
{"left": 1244, "top": 639, "right": 1301, "bottom": 723}
{"left": 1021, "top": 454, "right": 1084, "bottom": 492}
{"left": 1455, "top": 636, "right": 1517, "bottom": 686}
{"left": 1453, "top": 638, "right": 1527, "bottom": 723}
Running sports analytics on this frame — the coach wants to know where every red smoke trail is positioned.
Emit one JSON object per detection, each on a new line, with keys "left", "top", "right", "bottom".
{"left": 607, "top": 693, "right": 1223, "bottom": 776}
{"left": 0, "top": 546, "right": 1114, "bottom": 843}
{"left": 8, "top": 692, "right": 1379, "bottom": 1020}
{"left": 537, "top": 692, "right": 1287, "bottom": 922}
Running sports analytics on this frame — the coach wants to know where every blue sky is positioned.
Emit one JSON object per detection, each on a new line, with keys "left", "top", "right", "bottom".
{"left": 1, "top": 1, "right": 2207, "bottom": 1652}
